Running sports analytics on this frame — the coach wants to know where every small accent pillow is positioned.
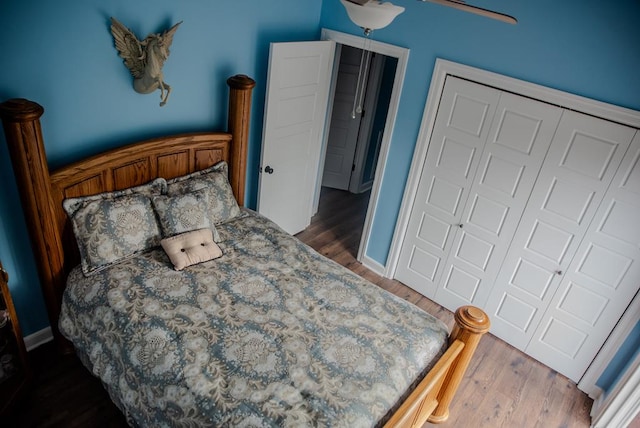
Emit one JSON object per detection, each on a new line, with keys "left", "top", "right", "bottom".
{"left": 63, "top": 178, "right": 166, "bottom": 276}
{"left": 152, "top": 188, "right": 220, "bottom": 241}
{"left": 161, "top": 228, "right": 223, "bottom": 271}
{"left": 165, "top": 161, "right": 240, "bottom": 224}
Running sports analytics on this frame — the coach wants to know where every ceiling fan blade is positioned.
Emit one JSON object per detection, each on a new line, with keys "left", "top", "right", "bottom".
{"left": 421, "top": 0, "right": 517, "bottom": 24}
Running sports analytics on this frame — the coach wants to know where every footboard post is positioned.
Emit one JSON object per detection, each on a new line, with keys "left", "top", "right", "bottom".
{"left": 428, "top": 306, "right": 490, "bottom": 423}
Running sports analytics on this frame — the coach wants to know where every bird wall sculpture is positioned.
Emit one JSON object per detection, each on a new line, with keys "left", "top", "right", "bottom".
{"left": 110, "top": 17, "right": 182, "bottom": 106}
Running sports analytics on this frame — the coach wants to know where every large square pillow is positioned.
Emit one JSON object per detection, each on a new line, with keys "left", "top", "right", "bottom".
{"left": 63, "top": 178, "right": 166, "bottom": 276}
{"left": 165, "top": 161, "right": 240, "bottom": 224}
{"left": 152, "top": 188, "right": 220, "bottom": 241}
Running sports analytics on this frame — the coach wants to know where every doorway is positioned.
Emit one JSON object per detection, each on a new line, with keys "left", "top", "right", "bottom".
{"left": 317, "top": 29, "right": 409, "bottom": 268}
{"left": 258, "top": 31, "right": 409, "bottom": 270}
{"left": 316, "top": 44, "right": 398, "bottom": 257}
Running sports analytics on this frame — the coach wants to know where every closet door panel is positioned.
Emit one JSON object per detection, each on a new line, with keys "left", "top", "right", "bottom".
{"left": 486, "top": 111, "right": 637, "bottom": 353}
{"left": 526, "top": 131, "right": 640, "bottom": 382}
{"left": 434, "top": 92, "right": 562, "bottom": 311}
{"left": 395, "top": 77, "right": 499, "bottom": 298}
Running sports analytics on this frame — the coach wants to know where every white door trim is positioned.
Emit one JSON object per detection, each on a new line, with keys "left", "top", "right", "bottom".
{"left": 320, "top": 28, "right": 409, "bottom": 270}
{"left": 387, "top": 58, "right": 640, "bottom": 395}
{"left": 590, "top": 351, "right": 640, "bottom": 428}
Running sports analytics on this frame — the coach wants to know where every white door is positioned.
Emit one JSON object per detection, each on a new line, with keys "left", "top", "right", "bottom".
{"left": 258, "top": 41, "right": 335, "bottom": 234}
{"left": 395, "top": 75, "right": 640, "bottom": 381}
{"left": 527, "top": 132, "right": 640, "bottom": 382}
{"left": 485, "top": 112, "right": 637, "bottom": 381}
{"left": 395, "top": 76, "right": 563, "bottom": 306}
{"left": 322, "top": 45, "right": 365, "bottom": 190}
{"left": 433, "top": 91, "right": 563, "bottom": 311}
{"left": 394, "top": 77, "right": 500, "bottom": 298}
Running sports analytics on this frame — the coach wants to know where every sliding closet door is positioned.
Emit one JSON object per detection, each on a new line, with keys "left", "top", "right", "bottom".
{"left": 394, "top": 77, "right": 499, "bottom": 298}
{"left": 485, "top": 112, "right": 637, "bottom": 381}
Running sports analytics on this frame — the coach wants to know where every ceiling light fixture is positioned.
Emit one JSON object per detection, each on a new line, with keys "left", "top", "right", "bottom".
{"left": 340, "top": 0, "right": 405, "bottom": 36}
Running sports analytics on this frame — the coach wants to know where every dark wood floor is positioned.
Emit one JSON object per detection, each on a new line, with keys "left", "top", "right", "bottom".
{"left": 6, "top": 187, "right": 593, "bottom": 427}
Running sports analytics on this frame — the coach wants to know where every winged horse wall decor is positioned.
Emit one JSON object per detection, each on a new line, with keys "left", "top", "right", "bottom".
{"left": 110, "top": 17, "right": 182, "bottom": 106}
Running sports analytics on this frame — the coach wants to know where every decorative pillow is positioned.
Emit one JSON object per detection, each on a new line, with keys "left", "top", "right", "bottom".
{"left": 165, "top": 161, "right": 240, "bottom": 224}
{"left": 161, "top": 228, "right": 223, "bottom": 271}
{"left": 63, "top": 178, "right": 167, "bottom": 276}
{"left": 63, "top": 178, "right": 167, "bottom": 217}
{"left": 64, "top": 193, "right": 161, "bottom": 276}
{"left": 151, "top": 188, "right": 220, "bottom": 241}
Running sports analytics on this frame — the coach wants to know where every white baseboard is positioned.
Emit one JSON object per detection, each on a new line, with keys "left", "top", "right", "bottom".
{"left": 24, "top": 326, "right": 53, "bottom": 351}
{"left": 362, "top": 254, "right": 386, "bottom": 276}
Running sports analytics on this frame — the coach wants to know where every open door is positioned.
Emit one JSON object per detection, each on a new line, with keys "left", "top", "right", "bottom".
{"left": 257, "top": 41, "right": 335, "bottom": 235}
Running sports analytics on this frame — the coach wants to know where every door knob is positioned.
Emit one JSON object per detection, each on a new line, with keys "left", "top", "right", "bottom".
{"left": 264, "top": 165, "right": 274, "bottom": 174}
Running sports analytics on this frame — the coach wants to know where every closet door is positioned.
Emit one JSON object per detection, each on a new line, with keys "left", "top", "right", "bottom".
{"left": 395, "top": 77, "right": 499, "bottom": 298}
{"left": 485, "top": 111, "right": 637, "bottom": 380}
{"left": 433, "top": 92, "right": 562, "bottom": 310}
{"left": 395, "top": 76, "right": 562, "bottom": 309}
{"left": 526, "top": 131, "right": 640, "bottom": 382}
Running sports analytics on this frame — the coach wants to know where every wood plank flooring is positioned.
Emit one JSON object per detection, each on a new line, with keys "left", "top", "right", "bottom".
{"left": 6, "top": 187, "right": 593, "bottom": 427}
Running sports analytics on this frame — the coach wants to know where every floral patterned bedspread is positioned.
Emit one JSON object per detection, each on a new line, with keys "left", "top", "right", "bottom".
{"left": 59, "top": 210, "right": 449, "bottom": 427}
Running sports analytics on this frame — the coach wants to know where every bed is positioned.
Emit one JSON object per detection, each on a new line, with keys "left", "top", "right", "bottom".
{"left": 0, "top": 74, "right": 489, "bottom": 427}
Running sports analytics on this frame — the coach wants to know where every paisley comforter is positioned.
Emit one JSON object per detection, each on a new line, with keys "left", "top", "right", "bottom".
{"left": 59, "top": 210, "right": 449, "bottom": 427}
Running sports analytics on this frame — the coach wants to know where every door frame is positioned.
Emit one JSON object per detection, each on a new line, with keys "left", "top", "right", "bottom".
{"left": 319, "top": 29, "right": 410, "bottom": 269}
{"left": 387, "top": 58, "right": 640, "bottom": 396}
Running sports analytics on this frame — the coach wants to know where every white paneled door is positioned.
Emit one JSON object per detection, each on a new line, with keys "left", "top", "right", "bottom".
{"left": 258, "top": 41, "right": 335, "bottom": 235}
{"left": 395, "top": 77, "right": 500, "bottom": 298}
{"left": 433, "top": 89, "right": 563, "bottom": 311}
{"left": 493, "top": 126, "right": 639, "bottom": 381}
{"left": 396, "top": 75, "right": 563, "bottom": 309}
{"left": 396, "top": 74, "right": 640, "bottom": 382}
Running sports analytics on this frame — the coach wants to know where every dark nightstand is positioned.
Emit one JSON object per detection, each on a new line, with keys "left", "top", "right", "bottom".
{"left": 0, "top": 261, "right": 31, "bottom": 416}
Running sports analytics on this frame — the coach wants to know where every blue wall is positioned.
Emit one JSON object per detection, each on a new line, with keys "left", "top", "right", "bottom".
{"left": 0, "top": 0, "right": 322, "bottom": 335}
{"left": 0, "top": 0, "right": 639, "bottom": 397}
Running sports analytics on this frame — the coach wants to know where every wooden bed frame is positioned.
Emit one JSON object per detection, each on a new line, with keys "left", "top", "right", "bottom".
{"left": 0, "top": 74, "right": 489, "bottom": 427}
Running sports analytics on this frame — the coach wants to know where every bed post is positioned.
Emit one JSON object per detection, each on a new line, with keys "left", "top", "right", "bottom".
{"left": 428, "top": 305, "right": 490, "bottom": 423}
{"left": 0, "top": 99, "right": 67, "bottom": 349}
{"left": 226, "top": 74, "right": 256, "bottom": 207}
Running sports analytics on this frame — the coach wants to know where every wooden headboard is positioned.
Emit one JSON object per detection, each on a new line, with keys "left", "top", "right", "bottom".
{"left": 0, "top": 74, "right": 255, "bottom": 349}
